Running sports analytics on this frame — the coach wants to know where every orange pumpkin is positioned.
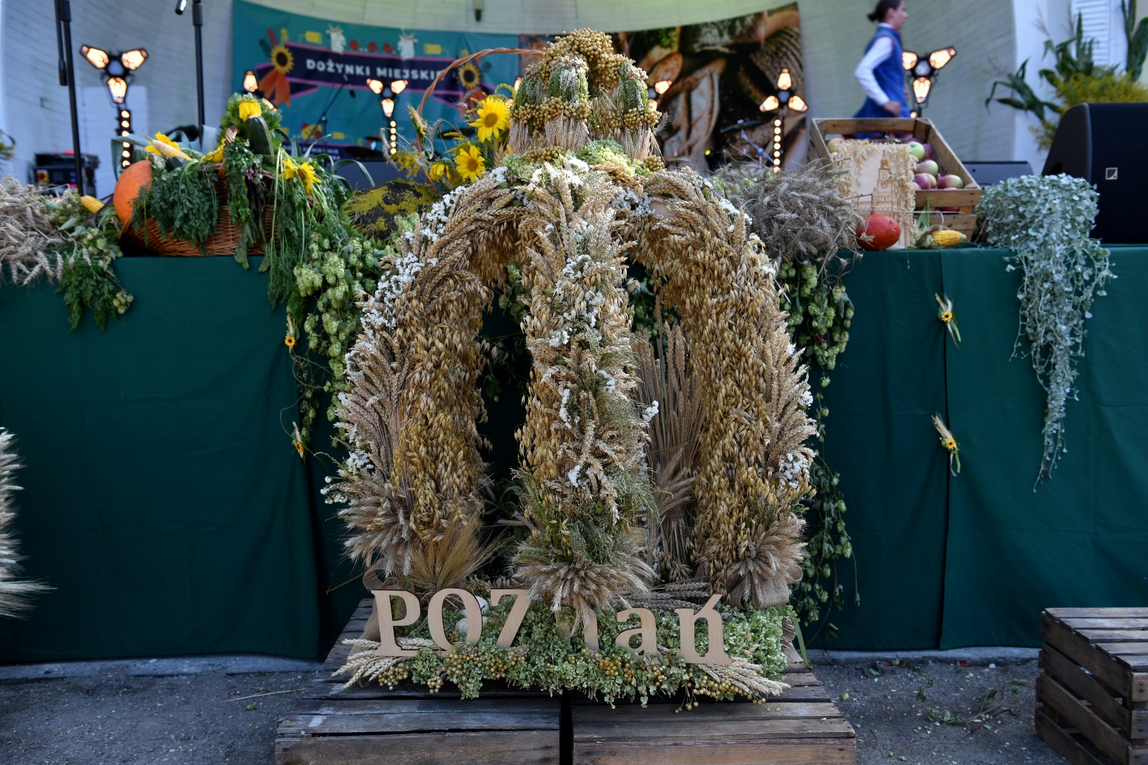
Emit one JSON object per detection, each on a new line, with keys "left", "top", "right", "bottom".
{"left": 113, "top": 160, "right": 152, "bottom": 225}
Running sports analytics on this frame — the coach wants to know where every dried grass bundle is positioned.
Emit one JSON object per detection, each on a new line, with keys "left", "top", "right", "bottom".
{"left": 0, "top": 178, "right": 67, "bottom": 285}
{"left": 330, "top": 175, "right": 519, "bottom": 584}
{"left": 0, "top": 430, "right": 48, "bottom": 618}
{"left": 714, "top": 160, "right": 861, "bottom": 265}
{"left": 633, "top": 312, "right": 703, "bottom": 581}
{"left": 633, "top": 170, "right": 817, "bottom": 608}
{"left": 512, "top": 162, "right": 654, "bottom": 625}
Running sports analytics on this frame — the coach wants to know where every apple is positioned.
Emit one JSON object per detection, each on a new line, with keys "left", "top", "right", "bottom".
{"left": 912, "top": 181, "right": 923, "bottom": 191}
{"left": 916, "top": 159, "right": 940, "bottom": 176}
{"left": 914, "top": 173, "right": 937, "bottom": 189}
{"left": 938, "top": 174, "right": 965, "bottom": 189}
{"left": 906, "top": 141, "right": 926, "bottom": 161}
{"left": 828, "top": 137, "right": 846, "bottom": 153}
{"left": 938, "top": 206, "right": 960, "bottom": 212}
{"left": 921, "top": 142, "right": 935, "bottom": 160}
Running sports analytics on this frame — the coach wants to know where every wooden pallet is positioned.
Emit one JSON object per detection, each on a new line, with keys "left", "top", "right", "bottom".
{"left": 571, "top": 661, "right": 856, "bottom": 764}
{"left": 1036, "top": 608, "right": 1148, "bottom": 765}
{"left": 276, "top": 599, "right": 856, "bottom": 765}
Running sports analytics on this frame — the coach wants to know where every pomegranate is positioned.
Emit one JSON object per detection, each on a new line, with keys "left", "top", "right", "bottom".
{"left": 856, "top": 212, "right": 901, "bottom": 250}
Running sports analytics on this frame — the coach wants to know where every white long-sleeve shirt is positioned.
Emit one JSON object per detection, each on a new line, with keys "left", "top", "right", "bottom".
{"left": 854, "top": 24, "right": 896, "bottom": 105}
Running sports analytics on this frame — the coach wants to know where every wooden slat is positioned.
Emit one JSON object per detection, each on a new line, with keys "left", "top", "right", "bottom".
{"left": 1049, "top": 609, "right": 1148, "bottom": 619}
{"left": 277, "top": 699, "right": 559, "bottom": 736}
{"left": 277, "top": 730, "right": 558, "bottom": 765}
{"left": 1064, "top": 619, "right": 1148, "bottom": 631}
{"left": 1101, "top": 644, "right": 1148, "bottom": 657}
{"left": 1037, "top": 708, "right": 1114, "bottom": 765}
{"left": 1038, "top": 674, "right": 1147, "bottom": 765}
{"left": 573, "top": 740, "right": 856, "bottom": 765}
{"left": 1044, "top": 611, "right": 1146, "bottom": 701}
{"left": 1080, "top": 630, "right": 1148, "bottom": 644}
{"left": 1042, "top": 644, "right": 1148, "bottom": 740}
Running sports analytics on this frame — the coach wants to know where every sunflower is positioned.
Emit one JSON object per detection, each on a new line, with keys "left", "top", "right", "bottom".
{"left": 471, "top": 97, "right": 510, "bottom": 142}
{"left": 454, "top": 145, "right": 485, "bottom": 183}
{"left": 428, "top": 161, "right": 449, "bottom": 182}
{"left": 204, "top": 145, "right": 224, "bottom": 163}
{"left": 271, "top": 45, "right": 294, "bottom": 74}
{"left": 282, "top": 156, "right": 321, "bottom": 194}
{"left": 457, "top": 61, "right": 482, "bottom": 91}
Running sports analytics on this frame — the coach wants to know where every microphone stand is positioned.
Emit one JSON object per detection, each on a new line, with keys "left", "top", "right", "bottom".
{"left": 53, "top": 0, "right": 84, "bottom": 194}
{"left": 308, "top": 77, "right": 353, "bottom": 151}
{"left": 192, "top": 0, "right": 205, "bottom": 148}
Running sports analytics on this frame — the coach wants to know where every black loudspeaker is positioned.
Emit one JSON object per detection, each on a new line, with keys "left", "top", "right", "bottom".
{"left": 964, "top": 161, "right": 1032, "bottom": 187}
{"left": 1042, "top": 103, "right": 1148, "bottom": 244}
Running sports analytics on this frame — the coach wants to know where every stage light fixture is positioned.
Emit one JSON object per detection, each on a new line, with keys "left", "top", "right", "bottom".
{"left": 758, "top": 69, "right": 808, "bottom": 168}
{"left": 106, "top": 76, "right": 128, "bottom": 104}
{"left": 120, "top": 49, "right": 147, "bottom": 71}
{"left": 653, "top": 79, "right": 672, "bottom": 95}
{"left": 117, "top": 109, "right": 133, "bottom": 168}
{"left": 80, "top": 45, "right": 110, "bottom": 69}
{"left": 902, "top": 46, "right": 956, "bottom": 110}
{"left": 366, "top": 78, "right": 384, "bottom": 95}
{"left": 381, "top": 97, "right": 395, "bottom": 118}
{"left": 175, "top": 0, "right": 187, "bottom": 14}
{"left": 390, "top": 79, "right": 408, "bottom": 95}
{"left": 243, "top": 69, "right": 258, "bottom": 93}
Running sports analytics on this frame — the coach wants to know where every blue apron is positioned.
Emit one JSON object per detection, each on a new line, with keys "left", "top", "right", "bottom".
{"left": 854, "top": 27, "right": 909, "bottom": 118}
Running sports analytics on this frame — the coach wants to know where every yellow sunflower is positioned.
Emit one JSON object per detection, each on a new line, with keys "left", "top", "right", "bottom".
{"left": 271, "top": 44, "right": 294, "bottom": 74}
{"left": 282, "top": 156, "right": 320, "bottom": 194}
{"left": 454, "top": 145, "right": 486, "bottom": 183}
{"left": 428, "top": 161, "right": 449, "bottom": 182}
{"left": 204, "top": 145, "right": 224, "bottom": 163}
{"left": 471, "top": 97, "right": 510, "bottom": 142}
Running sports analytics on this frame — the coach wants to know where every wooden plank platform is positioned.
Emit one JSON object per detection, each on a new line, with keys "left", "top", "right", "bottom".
{"left": 1036, "top": 608, "right": 1148, "bottom": 765}
{"left": 276, "top": 599, "right": 856, "bottom": 765}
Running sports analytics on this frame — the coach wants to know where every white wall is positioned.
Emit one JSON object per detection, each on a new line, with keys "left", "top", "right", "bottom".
{"left": 11, "top": 0, "right": 1127, "bottom": 188}
{"left": 1, "top": 0, "right": 231, "bottom": 195}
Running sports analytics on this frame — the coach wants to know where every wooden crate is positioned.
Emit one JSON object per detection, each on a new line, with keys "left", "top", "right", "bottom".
{"left": 1036, "top": 608, "right": 1148, "bottom": 765}
{"left": 809, "top": 117, "right": 982, "bottom": 236}
{"left": 572, "top": 659, "right": 856, "bottom": 764}
{"left": 275, "top": 600, "right": 562, "bottom": 765}
{"left": 278, "top": 599, "right": 856, "bottom": 765}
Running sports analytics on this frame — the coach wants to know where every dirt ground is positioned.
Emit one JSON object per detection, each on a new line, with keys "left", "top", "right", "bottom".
{"left": 0, "top": 652, "right": 1068, "bottom": 765}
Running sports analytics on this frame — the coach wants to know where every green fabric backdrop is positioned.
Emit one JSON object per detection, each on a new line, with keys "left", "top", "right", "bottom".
{"left": 0, "top": 257, "right": 321, "bottom": 661}
{"left": 817, "top": 246, "right": 1148, "bottom": 649}
{"left": 1, "top": 248, "right": 1144, "bottom": 660}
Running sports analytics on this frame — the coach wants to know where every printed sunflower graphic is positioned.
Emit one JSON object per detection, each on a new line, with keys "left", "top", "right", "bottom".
{"left": 457, "top": 61, "right": 483, "bottom": 91}
{"left": 259, "top": 29, "right": 295, "bottom": 106}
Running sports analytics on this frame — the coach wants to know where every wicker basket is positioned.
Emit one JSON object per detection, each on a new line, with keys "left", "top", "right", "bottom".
{"left": 121, "top": 204, "right": 274, "bottom": 257}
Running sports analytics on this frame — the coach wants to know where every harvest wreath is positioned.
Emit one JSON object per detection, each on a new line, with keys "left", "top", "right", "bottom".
{"left": 327, "top": 31, "right": 816, "bottom": 705}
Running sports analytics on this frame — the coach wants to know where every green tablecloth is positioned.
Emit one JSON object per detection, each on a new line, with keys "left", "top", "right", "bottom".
{"left": 0, "top": 257, "right": 323, "bottom": 660}
{"left": 818, "top": 246, "right": 1148, "bottom": 649}
{"left": 0, "top": 248, "right": 1144, "bottom": 660}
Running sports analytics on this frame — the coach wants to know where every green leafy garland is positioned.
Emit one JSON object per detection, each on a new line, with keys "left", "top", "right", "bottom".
{"left": 47, "top": 195, "right": 133, "bottom": 330}
{"left": 776, "top": 261, "right": 857, "bottom": 641}
{"left": 977, "top": 174, "right": 1114, "bottom": 483}
{"left": 342, "top": 594, "right": 791, "bottom": 706}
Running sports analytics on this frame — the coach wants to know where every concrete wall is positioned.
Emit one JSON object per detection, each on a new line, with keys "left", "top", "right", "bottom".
{"left": 0, "top": 0, "right": 1132, "bottom": 189}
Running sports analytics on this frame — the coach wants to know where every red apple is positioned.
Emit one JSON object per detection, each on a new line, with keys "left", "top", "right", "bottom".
{"left": 828, "top": 137, "right": 846, "bottom": 153}
{"left": 916, "top": 159, "right": 940, "bottom": 176}
{"left": 914, "top": 172, "right": 937, "bottom": 189}
{"left": 921, "top": 142, "right": 935, "bottom": 160}
{"left": 938, "top": 174, "right": 965, "bottom": 189}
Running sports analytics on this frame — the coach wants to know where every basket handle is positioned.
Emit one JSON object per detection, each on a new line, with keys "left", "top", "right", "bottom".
{"left": 413, "top": 47, "right": 543, "bottom": 152}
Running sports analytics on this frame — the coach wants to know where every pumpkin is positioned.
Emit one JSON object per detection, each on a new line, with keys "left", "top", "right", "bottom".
{"left": 856, "top": 212, "right": 901, "bottom": 251}
{"left": 113, "top": 160, "right": 153, "bottom": 225}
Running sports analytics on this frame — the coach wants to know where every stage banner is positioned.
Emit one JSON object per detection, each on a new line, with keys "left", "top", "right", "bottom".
{"left": 231, "top": 0, "right": 519, "bottom": 157}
